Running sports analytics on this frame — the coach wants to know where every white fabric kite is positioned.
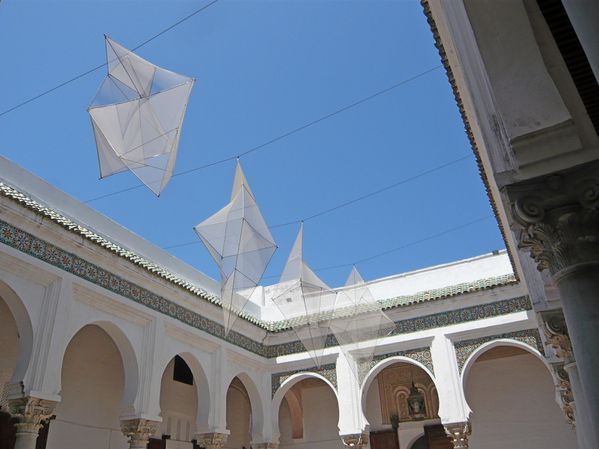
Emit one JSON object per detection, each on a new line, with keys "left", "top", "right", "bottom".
{"left": 88, "top": 35, "right": 194, "bottom": 196}
{"left": 195, "top": 161, "right": 277, "bottom": 335}
{"left": 272, "top": 224, "right": 336, "bottom": 367}
{"left": 330, "top": 266, "right": 395, "bottom": 377}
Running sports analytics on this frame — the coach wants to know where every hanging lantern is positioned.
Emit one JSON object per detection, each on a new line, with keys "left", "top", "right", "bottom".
{"left": 407, "top": 382, "right": 426, "bottom": 420}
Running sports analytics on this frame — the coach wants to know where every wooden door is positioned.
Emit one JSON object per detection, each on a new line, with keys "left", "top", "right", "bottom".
{"left": 370, "top": 429, "right": 400, "bottom": 449}
{"left": 424, "top": 424, "right": 452, "bottom": 449}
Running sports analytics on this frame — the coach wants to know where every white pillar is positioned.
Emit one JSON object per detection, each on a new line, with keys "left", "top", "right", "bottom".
{"left": 336, "top": 352, "right": 367, "bottom": 437}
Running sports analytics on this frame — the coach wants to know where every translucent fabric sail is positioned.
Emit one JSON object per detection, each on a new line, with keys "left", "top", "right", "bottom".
{"left": 330, "top": 266, "right": 395, "bottom": 376}
{"left": 88, "top": 36, "right": 194, "bottom": 196}
{"left": 195, "top": 161, "right": 276, "bottom": 335}
{"left": 272, "top": 224, "right": 335, "bottom": 368}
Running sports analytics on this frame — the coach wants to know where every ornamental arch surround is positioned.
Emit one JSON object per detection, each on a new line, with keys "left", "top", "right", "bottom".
{"left": 271, "top": 372, "right": 339, "bottom": 440}
{"left": 360, "top": 355, "right": 439, "bottom": 424}
{"left": 226, "top": 370, "right": 265, "bottom": 440}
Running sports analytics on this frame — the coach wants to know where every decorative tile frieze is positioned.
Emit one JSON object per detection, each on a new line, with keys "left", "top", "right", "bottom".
{"left": 271, "top": 363, "right": 337, "bottom": 398}
{"left": 357, "top": 347, "right": 434, "bottom": 384}
{"left": 454, "top": 329, "right": 545, "bottom": 372}
{"left": 0, "top": 214, "right": 531, "bottom": 358}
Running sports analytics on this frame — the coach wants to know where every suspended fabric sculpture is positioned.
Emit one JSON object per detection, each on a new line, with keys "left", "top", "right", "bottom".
{"left": 272, "top": 224, "right": 336, "bottom": 368}
{"left": 330, "top": 266, "right": 395, "bottom": 378}
{"left": 195, "top": 161, "right": 277, "bottom": 336}
{"left": 88, "top": 36, "right": 194, "bottom": 196}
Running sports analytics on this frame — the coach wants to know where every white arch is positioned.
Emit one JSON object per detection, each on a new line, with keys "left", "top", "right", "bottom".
{"left": 271, "top": 372, "right": 339, "bottom": 440}
{"left": 58, "top": 321, "right": 140, "bottom": 412}
{"left": 360, "top": 355, "right": 439, "bottom": 420}
{"left": 460, "top": 338, "right": 554, "bottom": 412}
{"left": 0, "top": 278, "right": 34, "bottom": 384}
{"left": 226, "top": 370, "right": 265, "bottom": 439}
{"left": 158, "top": 351, "right": 211, "bottom": 432}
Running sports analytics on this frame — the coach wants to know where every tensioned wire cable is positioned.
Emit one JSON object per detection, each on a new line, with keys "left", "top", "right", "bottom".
{"left": 0, "top": 0, "right": 221, "bottom": 119}
{"left": 259, "top": 214, "right": 495, "bottom": 279}
{"left": 84, "top": 65, "right": 443, "bottom": 203}
{"left": 164, "top": 153, "right": 473, "bottom": 249}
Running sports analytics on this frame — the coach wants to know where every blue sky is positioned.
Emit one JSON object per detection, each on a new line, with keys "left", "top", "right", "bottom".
{"left": 0, "top": 0, "right": 504, "bottom": 287}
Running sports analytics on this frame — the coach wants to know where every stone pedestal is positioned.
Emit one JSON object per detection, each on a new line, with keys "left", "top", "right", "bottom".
{"left": 340, "top": 433, "right": 369, "bottom": 448}
{"left": 444, "top": 422, "right": 470, "bottom": 449}
{"left": 7, "top": 396, "right": 57, "bottom": 449}
{"left": 195, "top": 432, "right": 229, "bottom": 449}
{"left": 121, "top": 418, "right": 160, "bottom": 449}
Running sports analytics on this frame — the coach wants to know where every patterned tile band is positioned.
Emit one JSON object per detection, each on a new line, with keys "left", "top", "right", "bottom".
{"left": 271, "top": 363, "right": 338, "bottom": 397}
{"left": 358, "top": 347, "right": 434, "bottom": 384}
{"left": 0, "top": 215, "right": 531, "bottom": 358}
{"left": 454, "top": 329, "right": 545, "bottom": 372}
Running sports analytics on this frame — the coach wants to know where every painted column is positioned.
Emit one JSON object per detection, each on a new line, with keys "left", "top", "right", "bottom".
{"left": 509, "top": 171, "right": 599, "bottom": 448}
{"left": 121, "top": 418, "right": 160, "bottom": 449}
{"left": 7, "top": 396, "right": 57, "bottom": 449}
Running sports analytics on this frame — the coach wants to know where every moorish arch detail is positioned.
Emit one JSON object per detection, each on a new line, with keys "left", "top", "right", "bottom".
{"left": 271, "top": 364, "right": 337, "bottom": 398}
{"left": 454, "top": 329, "right": 544, "bottom": 372}
{"left": 357, "top": 347, "right": 433, "bottom": 384}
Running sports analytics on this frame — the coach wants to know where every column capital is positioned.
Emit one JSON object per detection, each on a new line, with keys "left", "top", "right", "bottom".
{"left": 540, "top": 310, "right": 574, "bottom": 362}
{"left": 340, "top": 432, "right": 369, "bottom": 449}
{"left": 7, "top": 396, "right": 57, "bottom": 435}
{"left": 444, "top": 421, "right": 471, "bottom": 449}
{"left": 505, "top": 166, "right": 599, "bottom": 276}
{"left": 195, "top": 432, "right": 229, "bottom": 449}
{"left": 120, "top": 418, "right": 160, "bottom": 449}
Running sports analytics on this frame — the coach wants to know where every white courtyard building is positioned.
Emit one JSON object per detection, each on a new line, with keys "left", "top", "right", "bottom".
{"left": 0, "top": 153, "right": 578, "bottom": 449}
{"left": 2, "top": 1, "right": 598, "bottom": 448}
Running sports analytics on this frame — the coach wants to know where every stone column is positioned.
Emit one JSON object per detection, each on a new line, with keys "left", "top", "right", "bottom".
{"left": 444, "top": 422, "right": 471, "bottom": 449}
{"left": 196, "top": 432, "right": 229, "bottom": 449}
{"left": 340, "top": 432, "right": 369, "bottom": 449}
{"left": 564, "top": 362, "right": 597, "bottom": 449}
{"left": 7, "top": 396, "right": 57, "bottom": 449}
{"left": 120, "top": 418, "right": 160, "bottom": 449}
{"left": 508, "top": 170, "right": 599, "bottom": 447}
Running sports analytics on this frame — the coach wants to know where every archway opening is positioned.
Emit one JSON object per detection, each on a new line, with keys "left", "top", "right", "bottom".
{"left": 277, "top": 377, "right": 339, "bottom": 448}
{"left": 0, "top": 294, "right": 20, "bottom": 449}
{"left": 464, "top": 344, "right": 577, "bottom": 449}
{"left": 46, "top": 324, "right": 129, "bottom": 449}
{"left": 156, "top": 355, "right": 200, "bottom": 445}
{"left": 226, "top": 377, "right": 252, "bottom": 449}
{"left": 364, "top": 361, "right": 440, "bottom": 449}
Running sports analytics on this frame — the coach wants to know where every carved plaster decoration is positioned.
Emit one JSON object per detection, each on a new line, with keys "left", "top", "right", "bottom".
{"left": 271, "top": 364, "right": 337, "bottom": 398}
{"left": 120, "top": 418, "right": 160, "bottom": 449}
{"left": 552, "top": 363, "right": 575, "bottom": 426}
{"left": 252, "top": 443, "right": 279, "bottom": 449}
{"left": 357, "top": 347, "right": 434, "bottom": 384}
{"left": 196, "top": 432, "right": 229, "bottom": 449}
{"left": 341, "top": 433, "right": 369, "bottom": 448}
{"left": 507, "top": 168, "right": 599, "bottom": 275}
{"left": 454, "top": 329, "right": 544, "bottom": 372}
{"left": 540, "top": 310, "right": 573, "bottom": 362}
{"left": 444, "top": 421, "right": 471, "bottom": 449}
{"left": 7, "top": 396, "right": 57, "bottom": 436}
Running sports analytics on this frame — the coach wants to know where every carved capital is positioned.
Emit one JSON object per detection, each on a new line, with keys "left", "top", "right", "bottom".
{"left": 196, "top": 432, "right": 229, "bottom": 449}
{"left": 252, "top": 443, "right": 279, "bottom": 449}
{"left": 7, "top": 396, "right": 57, "bottom": 435}
{"left": 341, "top": 433, "right": 369, "bottom": 448}
{"left": 120, "top": 418, "right": 160, "bottom": 449}
{"left": 541, "top": 310, "right": 573, "bottom": 362}
{"left": 444, "top": 422, "right": 471, "bottom": 449}
{"left": 506, "top": 168, "right": 599, "bottom": 275}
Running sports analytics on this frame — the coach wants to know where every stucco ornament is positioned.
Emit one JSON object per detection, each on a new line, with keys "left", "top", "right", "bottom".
{"left": 540, "top": 310, "right": 573, "bottom": 362}
{"left": 444, "top": 421, "right": 471, "bottom": 449}
{"left": 196, "top": 432, "right": 229, "bottom": 449}
{"left": 341, "top": 433, "right": 370, "bottom": 448}
{"left": 7, "top": 396, "right": 57, "bottom": 436}
{"left": 120, "top": 418, "right": 160, "bottom": 449}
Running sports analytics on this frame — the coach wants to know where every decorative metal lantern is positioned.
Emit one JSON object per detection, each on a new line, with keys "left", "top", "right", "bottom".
{"left": 407, "top": 382, "right": 426, "bottom": 420}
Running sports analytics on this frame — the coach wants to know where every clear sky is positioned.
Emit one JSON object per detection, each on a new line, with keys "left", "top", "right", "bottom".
{"left": 0, "top": 0, "right": 504, "bottom": 288}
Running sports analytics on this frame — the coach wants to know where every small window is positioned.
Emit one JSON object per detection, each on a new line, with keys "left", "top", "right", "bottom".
{"left": 173, "top": 355, "right": 194, "bottom": 385}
